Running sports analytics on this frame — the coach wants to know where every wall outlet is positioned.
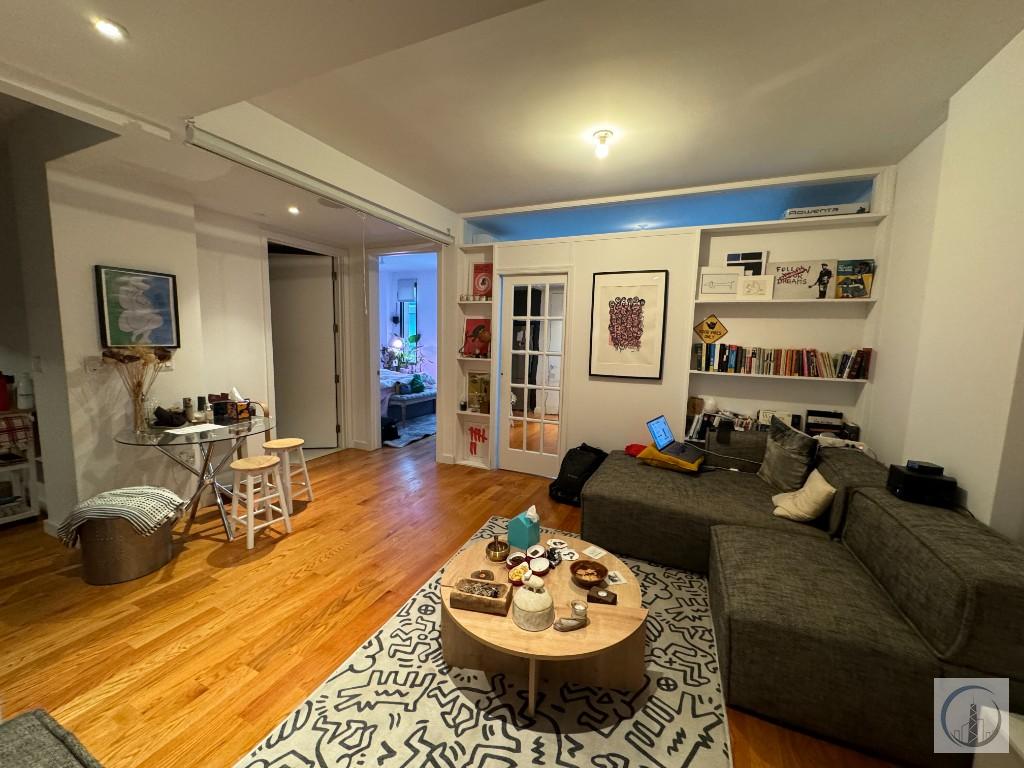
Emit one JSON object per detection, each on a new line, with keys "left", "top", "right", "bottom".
{"left": 84, "top": 356, "right": 105, "bottom": 374}
{"left": 163, "top": 360, "right": 175, "bottom": 371}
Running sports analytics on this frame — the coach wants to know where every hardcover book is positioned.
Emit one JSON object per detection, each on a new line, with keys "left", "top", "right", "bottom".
{"left": 835, "top": 260, "right": 876, "bottom": 299}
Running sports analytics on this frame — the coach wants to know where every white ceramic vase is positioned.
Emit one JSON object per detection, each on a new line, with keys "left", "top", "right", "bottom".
{"left": 512, "top": 574, "right": 554, "bottom": 632}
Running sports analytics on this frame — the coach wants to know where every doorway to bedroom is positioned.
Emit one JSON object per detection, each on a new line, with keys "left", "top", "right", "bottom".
{"left": 378, "top": 250, "right": 438, "bottom": 449}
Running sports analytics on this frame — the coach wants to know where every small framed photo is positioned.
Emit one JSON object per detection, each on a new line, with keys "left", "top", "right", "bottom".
{"left": 699, "top": 268, "right": 740, "bottom": 298}
{"left": 726, "top": 250, "right": 769, "bottom": 276}
{"left": 737, "top": 274, "right": 775, "bottom": 301}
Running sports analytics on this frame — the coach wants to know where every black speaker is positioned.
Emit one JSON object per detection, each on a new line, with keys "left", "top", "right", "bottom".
{"left": 887, "top": 464, "right": 958, "bottom": 508}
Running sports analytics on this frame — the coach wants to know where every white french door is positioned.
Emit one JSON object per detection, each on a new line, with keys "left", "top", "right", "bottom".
{"left": 499, "top": 274, "right": 568, "bottom": 477}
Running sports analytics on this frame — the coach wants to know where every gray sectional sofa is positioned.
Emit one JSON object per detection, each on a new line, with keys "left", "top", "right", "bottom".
{"left": 581, "top": 431, "right": 1024, "bottom": 767}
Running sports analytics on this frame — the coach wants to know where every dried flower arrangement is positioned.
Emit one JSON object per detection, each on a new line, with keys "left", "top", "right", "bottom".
{"left": 102, "top": 346, "right": 174, "bottom": 431}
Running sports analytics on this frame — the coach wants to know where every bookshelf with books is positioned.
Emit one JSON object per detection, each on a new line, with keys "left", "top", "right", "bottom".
{"left": 455, "top": 244, "right": 497, "bottom": 469}
{"left": 688, "top": 190, "right": 890, "bottom": 425}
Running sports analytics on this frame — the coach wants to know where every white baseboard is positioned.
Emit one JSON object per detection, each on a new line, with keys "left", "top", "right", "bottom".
{"left": 43, "top": 519, "right": 60, "bottom": 538}
{"left": 438, "top": 452, "right": 455, "bottom": 464}
{"left": 351, "top": 440, "right": 373, "bottom": 451}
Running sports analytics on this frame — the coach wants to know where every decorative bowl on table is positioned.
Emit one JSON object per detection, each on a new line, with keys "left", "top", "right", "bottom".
{"left": 570, "top": 560, "right": 608, "bottom": 589}
{"left": 526, "top": 544, "right": 546, "bottom": 560}
{"left": 529, "top": 556, "right": 551, "bottom": 576}
{"left": 505, "top": 551, "right": 527, "bottom": 570}
{"left": 508, "top": 562, "right": 531, "bottom": 586}
{"left": 486, "top": 535, "right": 511, "bottom": 562}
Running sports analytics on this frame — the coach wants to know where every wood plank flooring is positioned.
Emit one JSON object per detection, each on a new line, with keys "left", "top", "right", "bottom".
{"left": 0, "top": 438, "right": 891, "bottom": 767}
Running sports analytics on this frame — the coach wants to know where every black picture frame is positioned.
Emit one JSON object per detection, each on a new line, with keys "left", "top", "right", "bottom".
{"left": 94, "top": 265, "right": 181, "bottom": 349}
{"left": 589, "top": 269, "right": 669, "bottom": 380}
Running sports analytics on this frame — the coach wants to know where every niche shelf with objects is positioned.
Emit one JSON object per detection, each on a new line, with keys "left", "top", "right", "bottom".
{"left": 455, "top": 244, "right": 497, "bottom": 469}
{"left": 687, "top": 175, "right": 892, "bottom": 433}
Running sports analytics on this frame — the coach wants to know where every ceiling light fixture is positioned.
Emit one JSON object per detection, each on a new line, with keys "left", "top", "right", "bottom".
{"left": 93, "top": 18, "right": 127, "bottom": 41}
{"left": 287, "top": 205, "right": 300, "bottom": 215}
{"left": 593, "top": 129, "right": 614, "bottom": 159}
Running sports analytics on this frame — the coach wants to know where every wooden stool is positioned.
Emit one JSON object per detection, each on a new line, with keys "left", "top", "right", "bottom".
{"left": 229, "top": 455, "right": 291, "bottom": 549}
{"left": 262, "top": 437, "right": 314, "bottom": 514}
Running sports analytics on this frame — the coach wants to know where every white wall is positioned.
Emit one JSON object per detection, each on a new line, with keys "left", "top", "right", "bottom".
{"left": 898, "top": 29, "right": 1024, "bottom": 538}
{"left": 48, "top": 172, "right": 206, "bottom": 517}
{"left": 865, "top": 125, "right": 946, "bottom": 465}
{"left": 493, "top": 230, "right": 698, "bottom": 453}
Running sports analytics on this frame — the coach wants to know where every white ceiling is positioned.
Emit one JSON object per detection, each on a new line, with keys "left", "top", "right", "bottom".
{"left": 0, "top": 0, "right": 540, "bottom": 127}
{"left": 51, "top": 126, "right": 432, "bottom": 249}
{"left": 252, "top": 0, "right": 1024, "bottom": 211}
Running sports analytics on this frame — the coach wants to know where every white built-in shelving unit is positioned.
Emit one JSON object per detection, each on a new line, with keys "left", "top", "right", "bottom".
{"left": 454, "top": 244, "right": 498, "bottom": 469}
{"left": 687, "top": 204, "right": 890, "bottom": 426}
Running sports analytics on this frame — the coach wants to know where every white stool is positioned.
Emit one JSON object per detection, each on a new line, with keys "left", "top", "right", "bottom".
{"left": 229, "top": 455, "right": 291, "bottom": 549}
{"left": 262, "top": 438, "right": 314, "bottom": 515}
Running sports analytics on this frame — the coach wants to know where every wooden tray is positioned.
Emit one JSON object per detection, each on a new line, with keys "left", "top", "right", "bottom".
{"left": 449, "top": 577, "right": 512, "bottom": 616}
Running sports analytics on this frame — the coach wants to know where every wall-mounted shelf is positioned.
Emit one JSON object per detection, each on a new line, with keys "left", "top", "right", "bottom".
{"left": 457, "top": 356, "right": 491, "bottom": 363}
{"left": 456, "top": 410, "right": 490, "bottom": 419}
{"left": 459, "top": 299, "right": 493, "bottom": 308}
{"left": 690, "top": 370, "right": 867, "bottom": 383}
{"left": 694, "top": 297, "right": 877, "bottom": 305}
{"left": 699, "top": 212, "right": 885, "bottom": 236}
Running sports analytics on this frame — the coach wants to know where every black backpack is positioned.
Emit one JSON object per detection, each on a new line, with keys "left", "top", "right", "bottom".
{"left": 549, "top": 443, "right": 608, "bottom": 506}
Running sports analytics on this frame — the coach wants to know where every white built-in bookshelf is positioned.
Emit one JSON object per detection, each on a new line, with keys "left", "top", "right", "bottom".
{"left": 687, "top": 206, "right": 889, "bottom": 426}
{"left": 454, "top": 244, "right": 497, "bottom": 469}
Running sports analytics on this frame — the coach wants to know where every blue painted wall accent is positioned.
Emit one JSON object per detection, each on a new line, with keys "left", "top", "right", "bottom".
{"left": 465, "top": 179, "right": 873, "bottom": 242}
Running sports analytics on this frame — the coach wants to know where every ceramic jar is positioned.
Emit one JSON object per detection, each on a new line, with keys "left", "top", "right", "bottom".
{"left": 512, "top": 573, "right": 554, "bottom": 631}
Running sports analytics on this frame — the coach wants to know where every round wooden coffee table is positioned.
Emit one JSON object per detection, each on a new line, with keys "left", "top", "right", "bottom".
{"left": 440, "top": 534, "right": 647, "bottom": 715}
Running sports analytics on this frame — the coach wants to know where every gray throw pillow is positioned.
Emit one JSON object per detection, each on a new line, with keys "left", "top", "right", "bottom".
{"left": 757, "top": 417, "right": 816, "bottom": 491}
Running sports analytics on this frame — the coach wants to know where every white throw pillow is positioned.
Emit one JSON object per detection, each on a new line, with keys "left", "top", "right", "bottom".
{"left": 772, "top": 469, "right": 836, "bottom": 522}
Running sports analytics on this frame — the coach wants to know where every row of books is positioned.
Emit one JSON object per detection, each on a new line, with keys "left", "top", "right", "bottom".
{"left": 691, "top": 343, "right": 872, "bottom": 380}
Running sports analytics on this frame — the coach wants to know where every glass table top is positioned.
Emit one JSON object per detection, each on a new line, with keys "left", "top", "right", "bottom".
{"left": 114, "top": 417, "right": 275, "bottom": 447}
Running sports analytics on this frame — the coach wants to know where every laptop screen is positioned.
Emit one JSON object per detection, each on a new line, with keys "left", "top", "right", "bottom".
{"left": 646, "top": 415, "right": 675, "bottom": 451}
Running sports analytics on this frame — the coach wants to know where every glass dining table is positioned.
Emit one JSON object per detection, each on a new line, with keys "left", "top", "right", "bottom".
{"left": 114, "top": 417, "right": 275, "bottom": 541}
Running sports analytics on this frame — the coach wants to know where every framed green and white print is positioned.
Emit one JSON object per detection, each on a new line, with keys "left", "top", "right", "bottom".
{"left": 94, "top": 265, "right": 180, "bottom": 348}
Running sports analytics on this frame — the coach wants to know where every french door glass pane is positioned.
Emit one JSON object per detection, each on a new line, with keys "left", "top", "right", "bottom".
{"left": 512, "top": 319, "right": 526, "bottom": 351}
{"left": 513, "top": 285, "right": 528, "bottom": 316}
{"left": 542, "top": 389, "right": 560, "bottom": 422}
{"left": 544, "top": 355, "right": 561, "bottom": 388}
{"left": 543, "top": 423, "right": 560, "bottom": 455}
{"left": 530, "top": 286, "right": 545, "bottom": 316}
{"left": 511, "top": 353, "right": 526, "bottom": 385}
{"left": 526, "top": 388, "right": 542, "bottom": 419}
{"left": 546, "top": 319, "right": 564, "bottom": 353}
{"left": 525, "top": 421, "right": 542, "bottom": 452}
{"left": 511, "top": 386, "right": 525, "bottom": 417}
{"left": 529, "top": 320, "right": 542, "bottom": 351}
{"left": 509, "top": 418, "right": 525, "bottom": 450}
{"left": 525, "top": 353, "right": 541, "bottom": 386}
{"left": 548, "top": 284, "right": 565, "bottom": 317}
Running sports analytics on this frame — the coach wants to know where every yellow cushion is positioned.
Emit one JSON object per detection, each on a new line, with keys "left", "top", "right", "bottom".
{"left": 637, "top": 443, "right": 703, "bottom": 473}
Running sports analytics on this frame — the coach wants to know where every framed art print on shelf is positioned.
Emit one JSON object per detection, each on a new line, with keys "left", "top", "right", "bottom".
{"left": 737, "top": 274, "right": 775, "bottom": 301}
{"left": 698, "top": 268, "right": 740, "bottom": 299}
{"left": 589, "top": 270, "right": 668, "bottom": 379}
{"left": 725, "top": 250, "right": 769, "bottom": 276}
{"left": 472, "top": 262, "right": 493, "bottom": 298}
{"left": 94, "top": 265, "right": 180, "bottom": 348}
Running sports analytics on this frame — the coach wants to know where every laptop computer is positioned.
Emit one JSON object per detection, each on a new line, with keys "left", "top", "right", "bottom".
{"left": 646, "top": 415, "right": 704, "bottom": 469}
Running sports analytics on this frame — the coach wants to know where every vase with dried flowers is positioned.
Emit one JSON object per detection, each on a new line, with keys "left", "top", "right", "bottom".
{"left": 103, "top": 346, "right": 174, "bottom": 432}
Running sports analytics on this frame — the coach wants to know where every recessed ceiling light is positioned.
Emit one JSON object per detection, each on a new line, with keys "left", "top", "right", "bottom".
{"left": 593, "top": 129, "right": 614, "bottom": 159}
{"left": 287, "top": 206, "right": 300, "bottom": 215}
{"left": 93, "top": 18, "right": 127, "bottom": 41}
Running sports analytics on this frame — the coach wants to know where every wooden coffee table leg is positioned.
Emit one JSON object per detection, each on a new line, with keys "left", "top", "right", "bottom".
{"left": 528, "top": 657, "right": 538, "bottom": 716}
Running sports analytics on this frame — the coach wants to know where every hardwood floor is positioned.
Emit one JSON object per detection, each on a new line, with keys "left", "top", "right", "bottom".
{"left": 0, "top": 438, "right": 890, "bottom": 768}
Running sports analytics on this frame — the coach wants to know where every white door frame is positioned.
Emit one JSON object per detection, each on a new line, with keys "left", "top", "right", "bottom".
{"left": 260, "top": 231, "right": 346, "bottom": 450}
{"left": 365, "top": 242, "right": 442, "bottom": 450}
{"left": 496, "top": 270, "right": 572, "bottom": 477}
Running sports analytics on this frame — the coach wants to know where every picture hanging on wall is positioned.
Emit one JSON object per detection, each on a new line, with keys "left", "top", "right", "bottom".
{"left": 94, "top": 265, "right": 180, "bottom": 348}
{"left": 589, "top": 270, "right": 668, "bottom": 379}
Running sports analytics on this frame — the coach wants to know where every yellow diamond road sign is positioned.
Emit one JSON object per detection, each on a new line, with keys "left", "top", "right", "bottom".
{"left": 694, "top": 314, "right": 728, "bottom": 344}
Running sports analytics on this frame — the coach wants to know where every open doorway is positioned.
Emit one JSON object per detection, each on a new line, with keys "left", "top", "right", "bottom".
{"left": 267, "top": 242, "right": 341, "bottom": 452}
{"left": 377, "top": 250, "right": 438, "bottom": 449}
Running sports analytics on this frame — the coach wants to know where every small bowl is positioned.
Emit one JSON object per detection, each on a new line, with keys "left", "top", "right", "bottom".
{"left": 486, "top": 537, "right": 511, "bottom": 562}
{"left": 505, "top": 552, "right": 527, "bottom": 570}
{"left": 526, "top": 544, "right": 546, "bottom": 560}
{"left": 529, "top": 556, "right": 551, "bottom": 576}
{"left": 570, "top": 560, "right": 608, "bottom": 589}
{"left": 508, "top": 562, "right": 531, "bottom": 586}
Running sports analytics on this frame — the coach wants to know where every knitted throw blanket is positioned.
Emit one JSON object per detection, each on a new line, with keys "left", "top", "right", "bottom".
{"left": 58, "top": 486, "right": 184, "bottom": 548}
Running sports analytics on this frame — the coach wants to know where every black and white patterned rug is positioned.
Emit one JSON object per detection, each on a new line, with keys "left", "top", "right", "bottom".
{"left": 236, "top": 517, "right": 730, "bottom": 768}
